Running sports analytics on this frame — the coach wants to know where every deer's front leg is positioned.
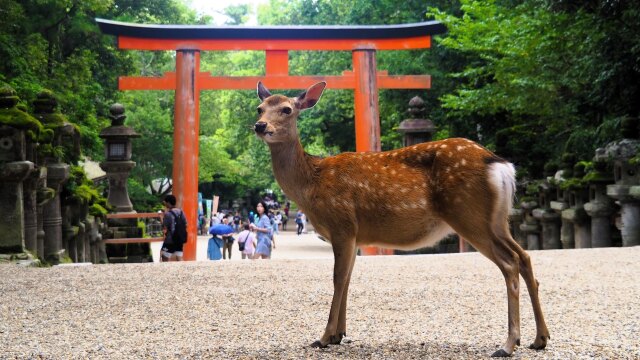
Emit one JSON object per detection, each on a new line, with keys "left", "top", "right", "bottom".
{"left": 311, "top": 239, "right": 356, "bottom": 348}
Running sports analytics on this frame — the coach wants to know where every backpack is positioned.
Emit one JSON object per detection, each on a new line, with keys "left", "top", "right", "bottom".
{"left": 169, "top": 209, "right": 188, "bottom": 244}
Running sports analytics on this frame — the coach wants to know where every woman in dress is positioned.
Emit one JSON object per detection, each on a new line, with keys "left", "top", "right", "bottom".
{"left": 251, "top": 201, "right": 276, "bottom": 259}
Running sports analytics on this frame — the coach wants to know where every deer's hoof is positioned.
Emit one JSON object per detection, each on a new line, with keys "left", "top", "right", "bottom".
{"left": 329, "top": 333, "right": 345, "bottom": 345}
{"left": 310, "top": 340, "right": 327, "bottom": 349}
{"left": 528, "top": 335, "right": 549, "bottom": 350}
{"left": 491, "top": 349, "right": 512, "bottom": 357}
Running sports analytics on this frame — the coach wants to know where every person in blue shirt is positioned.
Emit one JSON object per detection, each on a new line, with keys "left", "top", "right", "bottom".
{"left": 250, "top": 201, "right": 276, "bottom": 259}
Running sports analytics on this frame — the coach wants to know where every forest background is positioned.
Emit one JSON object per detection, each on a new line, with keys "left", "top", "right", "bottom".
{"left": 1, "top": 0, "right": 638, "bottom": 211}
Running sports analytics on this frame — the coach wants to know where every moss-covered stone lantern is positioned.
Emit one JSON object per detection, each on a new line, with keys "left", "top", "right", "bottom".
{"left": 0, "top": 86, "right": 36, "bottom": 254}
{"left": 605, "top": 116, "right": 640, "bottom": 246}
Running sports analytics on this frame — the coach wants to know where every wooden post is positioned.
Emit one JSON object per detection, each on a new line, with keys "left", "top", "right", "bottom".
{"left": 353, "top": 48, "right": 391, "bottom": 255}
{"left": 173, "top": 50, "right": 200, "bottom": 261}
{"left": 353, "top": 47, "right": 381, "bottom": 153}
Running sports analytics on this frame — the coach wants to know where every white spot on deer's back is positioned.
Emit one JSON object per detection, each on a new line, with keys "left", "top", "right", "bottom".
{"left": 461, "top": 159, "right": 467, "bottom": 166}
{"left": 440, "top": 144, "right": 448, "bottom": 149}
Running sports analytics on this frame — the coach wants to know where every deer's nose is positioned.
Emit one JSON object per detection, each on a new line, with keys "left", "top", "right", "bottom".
{"left": 254, "top": 122, "right": 267, "bottom": 134}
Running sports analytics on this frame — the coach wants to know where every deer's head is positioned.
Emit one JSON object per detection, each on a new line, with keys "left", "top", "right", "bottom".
{"left": 254, "top": 81, "right": 326, "bottom": 144}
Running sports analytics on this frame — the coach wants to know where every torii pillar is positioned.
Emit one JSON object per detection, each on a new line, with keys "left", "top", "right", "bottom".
{"left": 96, "top": 19, "right": 447, "bottom": 259}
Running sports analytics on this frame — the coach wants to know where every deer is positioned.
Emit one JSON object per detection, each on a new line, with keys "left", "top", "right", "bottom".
{"left": 253, "top": 81, "right": 550, "bottom": 357}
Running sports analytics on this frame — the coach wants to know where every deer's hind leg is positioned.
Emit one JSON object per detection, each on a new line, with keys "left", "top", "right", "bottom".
{"left": 508, "top": 242, "right": 550, "bottom": 350}
{"left": 448, "top": 218, "right": 522, "bottom": 357}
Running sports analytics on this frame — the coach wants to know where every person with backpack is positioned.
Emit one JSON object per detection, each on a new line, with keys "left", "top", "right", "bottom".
{"left": 161, "top": 195, "right": 188, "bottom": 262}
{"left": 236, "top": 223, "right": 256, "bottom": 259}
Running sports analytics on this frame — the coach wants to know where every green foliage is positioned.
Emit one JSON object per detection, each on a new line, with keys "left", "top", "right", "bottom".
{"left": 89, "top": 203, "right": 108, "bottom": 217}
{"left": 2, "top": 0, "right": 638, "bottom": 209}
{"left": 127, "top": 178, "right": 161, "bottom": 213}
{"left": 62, "top": 165, "right": 110, "bottom": 216}
{"left": 433, "top": 0, "right": 637, "bottom": 175}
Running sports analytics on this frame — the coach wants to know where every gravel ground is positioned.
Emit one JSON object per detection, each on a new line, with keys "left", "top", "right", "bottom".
{"left": 1, "top": 246, "right": 638, "bottom": 359}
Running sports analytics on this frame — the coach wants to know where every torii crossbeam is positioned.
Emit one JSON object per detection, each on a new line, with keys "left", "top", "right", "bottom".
{"left": 97, "top": 19, "right": 447, "bottom": 259}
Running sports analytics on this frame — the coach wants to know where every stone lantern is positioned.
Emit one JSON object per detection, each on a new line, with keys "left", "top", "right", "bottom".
{"left": 532, "top": 180, "right": 561, "bottom": 249}
{"left": 561, "top": 163, "right": 591, "bottom": 248}
{"left": 99, "top": 104, "right": 140, "bottom": 213}
{"left": 0, "top": 86, "right": 36, "bottom": 254}
{"left": 33, "top": 91, "right": 72, "bottom": 264}
{"left": 605, "top": 116, "right": 640, "bottom": 247}
{"left": 584, "top": 149, "right": 616, "bottom": 247}
{"left": 397, "top": 96, "right": 436, "bottom": 146}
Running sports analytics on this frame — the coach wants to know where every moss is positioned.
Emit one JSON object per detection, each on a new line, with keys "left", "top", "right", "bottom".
{"left": 559, "top": 178, "right": 587, "bottom": 190}
{"left": 630, "top": 148, "right": 640, "bottom": 165}
{"left": 38, "top": 143, "right": 65, "bottom": 159}
{"left": 583, "top": 171, "right": 611, "bottom": 183}
{"left": 0, "top": 107, "right": 43, "bottom": 139}
{"left": 137, "top": 220, "right": 147, "bottom": 238}
{"left": 36, "top": 112, "right": 67, "bottom": 128}
{"left": 525, "top": 180, "right": 543, "bottom": 197}
{"left": 59, "top": 255, "right": 73, "bottom": 264}
{"left": 38, "top": 128, "right": 54, "bottom": 143}
{"left": 37, "top": 187, "right": 56, "bottom": 205}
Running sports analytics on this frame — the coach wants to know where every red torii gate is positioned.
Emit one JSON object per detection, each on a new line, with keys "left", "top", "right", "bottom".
{"left": 96, "top": 19, "right": 446, "bottom": 260}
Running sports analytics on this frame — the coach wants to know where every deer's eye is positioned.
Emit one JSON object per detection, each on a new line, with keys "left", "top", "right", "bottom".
{"left": 281, "top": 107, "right": 292, "bottom": 115}
{"left": 257, "top": 107, "right": 263, "bottom": 115}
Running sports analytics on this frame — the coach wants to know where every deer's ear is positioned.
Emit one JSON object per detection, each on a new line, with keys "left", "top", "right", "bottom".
{"left": 295, "top": 82, "right": 326, "bottom": 110}
{"left": 257, "top": 81, "right": 272, "bottom": 101}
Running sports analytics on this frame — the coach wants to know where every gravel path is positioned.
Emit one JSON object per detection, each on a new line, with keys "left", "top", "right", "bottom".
{"left": 1, "top": 246, "right": 638, "bottom": 359}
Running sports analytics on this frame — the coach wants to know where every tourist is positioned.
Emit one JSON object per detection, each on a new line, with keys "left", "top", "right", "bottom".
{"left": 237, "top": 223, "right": 256, "bottom": 259}
{"left": 275, "top": 211, "right": 282, "bottom": 233}
{"left": 207, "top": 234, "right": 223, "bottom": 261}
{"left": 269, "top": 212, "right": 279, "bottom": 235}
{"left": 160, "top": 195, "right": 186, "bottom": 262}
{"left": 251, "top": 201, "right": 276, "bottom": 259}
{"left": 295, "top": 210, "right": 304, "bottom": 235}
{"left": 221, "top": 216, "right": 235, "bottom": 260}
{"left": 233, "top": 211, "right": 241, "bottom": 232}
{"left": 281, "top": 211, "right": 288, "bottom": 231}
